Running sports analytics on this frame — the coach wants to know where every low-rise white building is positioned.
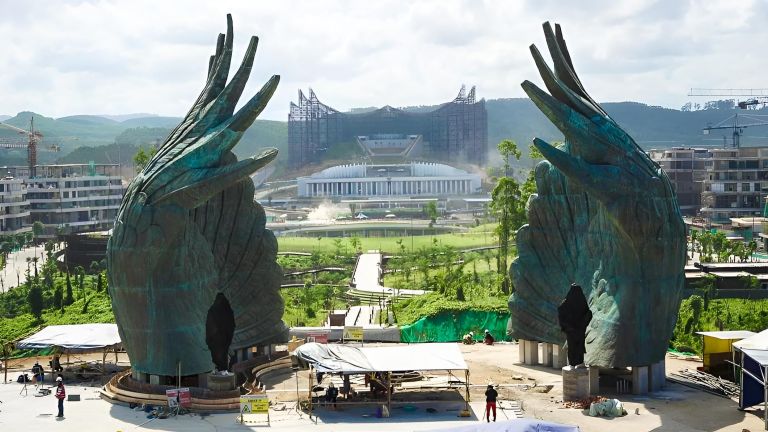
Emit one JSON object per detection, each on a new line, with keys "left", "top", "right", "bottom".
{"left": 297, "top": 162, "right": 482, "bottom": 198}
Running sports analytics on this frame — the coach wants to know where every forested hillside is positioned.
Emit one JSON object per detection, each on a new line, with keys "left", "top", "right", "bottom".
{"left": 2, "top": 100, "right": 765, "bottom": 174}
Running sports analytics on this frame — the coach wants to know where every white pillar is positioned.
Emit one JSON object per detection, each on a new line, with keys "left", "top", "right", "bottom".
{"left": 588, "top": 366, "right": 599, "bottom": 395}
{"left": 542, "top": 343, "right": 553, "bottom": 367}
{"left": 632, "top": 366, "right": 649, "bottom": 395}
{"left": 524, "top": 340, "right": 539, "bottom": 365}
{"left": 518, "top": 340, "right": 526, "bottom": 364}
{"left": 649, "top": 360, "right": 665, "bottom": 391}
{"left": 552, "top": 344, "right": 567, "bottom": 369}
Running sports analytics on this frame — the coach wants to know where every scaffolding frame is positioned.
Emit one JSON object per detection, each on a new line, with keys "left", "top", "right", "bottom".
{"left": 287, "top": 87, "right": 487, "bottom": 168}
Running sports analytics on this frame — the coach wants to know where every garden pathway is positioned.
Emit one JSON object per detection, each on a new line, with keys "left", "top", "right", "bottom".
{"left": 349, "top": 251, "right": 425, "bottom": 300}
{"left": 0, "top": 245, "right": 55, "bottom": 292}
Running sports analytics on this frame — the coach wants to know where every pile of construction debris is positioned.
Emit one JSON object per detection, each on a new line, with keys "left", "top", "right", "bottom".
{"left": 669, "top": 369, "right": 739, "bottom": 398}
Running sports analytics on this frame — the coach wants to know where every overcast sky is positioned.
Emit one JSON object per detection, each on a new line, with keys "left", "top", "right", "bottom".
{"left": 0, "top": 0, "right": 766, "bottom": 121}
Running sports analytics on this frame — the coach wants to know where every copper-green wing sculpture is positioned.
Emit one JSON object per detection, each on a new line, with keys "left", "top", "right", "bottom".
{"left": 107, "top": 15, "right": 286, "bottom": 376}
{"left": 508, "top": 23, "right": 686, "bottom": 367}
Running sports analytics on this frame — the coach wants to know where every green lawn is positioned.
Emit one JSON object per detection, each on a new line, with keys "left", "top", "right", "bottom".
{"left": 382, "top": 252, "right": 514, "bottom": 289}
{"left": 278, "top": 232, "right": 497, "bottom": 254}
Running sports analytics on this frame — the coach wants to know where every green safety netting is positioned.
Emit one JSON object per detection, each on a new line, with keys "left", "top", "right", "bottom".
{"left": 9, "top": 347, "right": 56, "bottom": 359}
{"left": 400, "top": 311, "right": 511, "bottom": 343}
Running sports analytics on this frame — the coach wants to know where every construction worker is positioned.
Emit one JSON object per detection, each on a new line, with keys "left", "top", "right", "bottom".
{"left": 55, "top": 377, "right": 66, "bottom": 418}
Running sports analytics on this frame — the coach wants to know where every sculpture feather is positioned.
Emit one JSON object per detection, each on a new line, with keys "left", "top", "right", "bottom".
{"left": 107, "top": 15, "right": 285, "bottom": 376}
{"left": 508, "top": 23, "right": 686, "bottom": 367}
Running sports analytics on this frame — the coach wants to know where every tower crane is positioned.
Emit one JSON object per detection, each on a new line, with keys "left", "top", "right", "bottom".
{"left": 0, "top": 117, "right": 60, "bottom": 177}
{"left": 703, "top": 112, "right": 768, "bottom": 148}
{"left": 688, "top": 88, "right": 768, "bottom": 109}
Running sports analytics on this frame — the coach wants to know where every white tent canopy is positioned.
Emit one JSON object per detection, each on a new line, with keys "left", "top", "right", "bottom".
{"left": 296, "top": 342, "right": 467, "bottom": 373}
{"left": 16, "top": 324, "right": 121, "bottom": 352}
{"left": 733, "top": 328, "right": 768, "bottom": 430}
{"left": 734, "top": 329, "right": 768, "bottom": 351}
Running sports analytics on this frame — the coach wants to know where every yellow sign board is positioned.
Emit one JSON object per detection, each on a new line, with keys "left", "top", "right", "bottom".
{"left": 240, "top": 395, "right": 269, "bottom": 414}
{"left": 343, "top": 326, "right": 364, "bottom": 341}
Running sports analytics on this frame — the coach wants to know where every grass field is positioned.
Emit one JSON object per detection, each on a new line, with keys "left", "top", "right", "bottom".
{"left": 278, "top": 231, "right": 497, "bottom": 253}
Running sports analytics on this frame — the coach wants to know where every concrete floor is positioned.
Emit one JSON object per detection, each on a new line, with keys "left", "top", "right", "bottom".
{"left": 0, "top": 343, "right": 765, "bottom": 431}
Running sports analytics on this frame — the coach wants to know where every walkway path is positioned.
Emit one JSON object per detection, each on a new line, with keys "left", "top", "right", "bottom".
{"left": 348, "top": 252, "right": 424, "bottom": 302}
{"left": 0, "top": 245, "right": 54, "bottom": 292}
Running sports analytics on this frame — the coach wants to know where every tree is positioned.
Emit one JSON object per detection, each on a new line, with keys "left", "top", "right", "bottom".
{"left": 42, "top": 253, "right": 55, "bottom": 295}
{"left": 491, "top": 139, "right": 525, "bottom": 294}
{"left": 348, "top": 235, "right": 361, "bottom": 255}
{"left": 0, "top": 241, "right": 11, "bottom": 267}
{"left": 425, "top": 201, "right": 438, "bottom": 226}
{"left": 75, "top": 266, "right": 85, "bottom": 299}
{"left": 133, "top": 146, "right": 157, "bottom": 173}
{"left": 64, "top": 271, "right": 74, "bottom": 306}
{"left": 309, "top": 250, "right": 322, "bottom": 283}
{"left": 81, "top": 293, "right": 91, "bottom": 314}
{"left": 690, "top": 230, "right": 698, "bottom": 259}
{"left": 301, "top": 280, "right": 316, "bottom": 319}
{"left": 332, "top": 238, "right": 347, "bottom": 260}
{"left": 53, "top": 284, "right": 63, "bottom": 310}
{"left": 748, "top": 240, "right": 758, "bottom": 262}
{"left": 31, "top": 221, "right": 44, "bottom": 245}
{"left": 27, "top": 282, "right": 43, "bottom": 321}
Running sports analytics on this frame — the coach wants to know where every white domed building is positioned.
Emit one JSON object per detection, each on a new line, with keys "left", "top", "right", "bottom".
{"left": 297, "top": 162, "right": 482, "bottom": 198}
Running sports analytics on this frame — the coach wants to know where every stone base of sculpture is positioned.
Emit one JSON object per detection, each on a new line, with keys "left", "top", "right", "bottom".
{"left": 562, "top": 366, "right": 590, "bottom": 402}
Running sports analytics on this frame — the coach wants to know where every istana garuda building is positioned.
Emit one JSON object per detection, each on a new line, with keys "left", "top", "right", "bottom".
{"left": 287, "top": 86, "right": 488, "bottom": 169}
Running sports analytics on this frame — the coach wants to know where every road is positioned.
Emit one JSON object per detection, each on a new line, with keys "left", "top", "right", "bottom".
{"left": 0, "top": 245, "right": 57, "bottom": 292}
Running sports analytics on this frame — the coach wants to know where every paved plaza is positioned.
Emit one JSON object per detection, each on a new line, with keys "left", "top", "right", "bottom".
{"left": 1, "top": 343, "right": 765, "bottom": 431}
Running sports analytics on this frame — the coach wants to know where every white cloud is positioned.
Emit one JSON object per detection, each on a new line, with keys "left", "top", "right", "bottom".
{"left": 0, "top": 0, "right": 765, "bottom": 120}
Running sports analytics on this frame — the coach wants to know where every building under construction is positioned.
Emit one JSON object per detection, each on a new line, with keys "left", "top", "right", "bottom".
{"left": 288, "top": 86, "right": 487, "bottom": 168}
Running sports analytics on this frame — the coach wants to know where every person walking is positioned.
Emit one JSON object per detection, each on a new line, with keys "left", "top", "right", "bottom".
{"left": 484, "top": 383, "right": 498, "bottom": 422}
{"left": 55, "top": 377, "right": 65, "bottom": 418}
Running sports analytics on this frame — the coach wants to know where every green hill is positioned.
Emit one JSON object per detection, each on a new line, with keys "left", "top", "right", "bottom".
{"left": 56, "top": 142, "right": 138, "bottom": 165}
{"left": 120, "top": 116, "right": 182, "bottom": 128}
{"left": 52, "top": 120, "right": 289, "bottom": 172}
{"left": 57, "top": 115, "right": 121, "bottom": 126}
{"left": 3, "top": 99, "right": 765, "bottom": 174}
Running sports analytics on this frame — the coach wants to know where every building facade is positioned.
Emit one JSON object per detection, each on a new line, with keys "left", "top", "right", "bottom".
{"left": 650, "top": 146, "right": 768, "bottom": 222}
{"left": 297, "top": 162, "right": 482, "bottom": 198}
{"left": 2, "top": 164, "right": 124, "bottom": 237}
{"left": 648, "top": 148, "right": 711, "bottom": 215}
{"left": 288, "top": 86, "right": 487, "bottom": 168}
{"left": 0, "top": 177, "right": 31, "bottom": 235}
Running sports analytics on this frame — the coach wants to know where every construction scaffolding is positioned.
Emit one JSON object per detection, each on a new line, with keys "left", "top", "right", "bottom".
{"left": 287, "top": 86, "right": 487, "bottom": 168}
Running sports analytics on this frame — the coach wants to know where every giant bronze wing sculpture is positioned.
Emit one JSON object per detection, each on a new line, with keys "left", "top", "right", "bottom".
{"left": 508, "top": 22, "right": 686, "bottom": 367}
{"left": 107, "top": 15, "right": 285, "bottom": 376}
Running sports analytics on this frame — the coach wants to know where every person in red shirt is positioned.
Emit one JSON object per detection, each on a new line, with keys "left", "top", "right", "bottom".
{"left": 484, "top": 383, "right": 498, "bottom": 422}
{"left": 55, "top": 377, "right": 66, "bottom": 418}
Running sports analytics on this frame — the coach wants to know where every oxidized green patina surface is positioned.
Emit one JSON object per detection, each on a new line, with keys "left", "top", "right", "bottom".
{"left": 107, "top": 16, "right": 285, "bottom": 376}
{"left": 508, "top": 23, "right": 686, "bottom": 367}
